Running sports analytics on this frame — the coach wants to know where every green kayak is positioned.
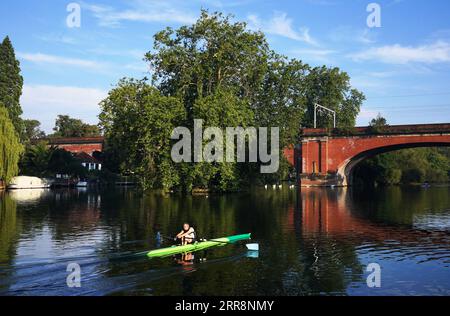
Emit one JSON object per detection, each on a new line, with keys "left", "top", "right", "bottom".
{"left": 147, "top": 233, "right": 251, "bottom": 258}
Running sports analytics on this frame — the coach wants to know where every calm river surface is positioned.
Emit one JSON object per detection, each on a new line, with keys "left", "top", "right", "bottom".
{"left": 1, "top": 186, "right": 450, "bottom": 296}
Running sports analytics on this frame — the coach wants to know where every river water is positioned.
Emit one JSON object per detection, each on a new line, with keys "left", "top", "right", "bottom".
{"left": 1, "top": 186, "right": 449, "bottom": 296}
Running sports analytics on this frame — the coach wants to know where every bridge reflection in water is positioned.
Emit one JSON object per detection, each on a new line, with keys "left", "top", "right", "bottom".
{"left": 285, "top": 186, "right": 450, "bottom": 295}
{"left": 298, "top": 187, "right": 450, "bottom": 240}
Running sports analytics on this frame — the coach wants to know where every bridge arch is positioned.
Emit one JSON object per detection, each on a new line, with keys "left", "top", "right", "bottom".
{"left": 338, "top": 141, "right": 450, "bottom": 186}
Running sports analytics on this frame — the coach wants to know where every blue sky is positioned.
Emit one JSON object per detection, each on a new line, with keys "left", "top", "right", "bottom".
{"left": 1, "top": 0, "right": 450, "bottom": 132}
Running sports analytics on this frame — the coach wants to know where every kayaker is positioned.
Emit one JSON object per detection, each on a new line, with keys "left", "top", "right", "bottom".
{"left": 175, "top": 223, "right": 196, "bottom": 245}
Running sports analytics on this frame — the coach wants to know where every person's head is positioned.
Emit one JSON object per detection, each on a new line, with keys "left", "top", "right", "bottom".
{"left": 183, "top": 223, "right": 190, "bottom": 231}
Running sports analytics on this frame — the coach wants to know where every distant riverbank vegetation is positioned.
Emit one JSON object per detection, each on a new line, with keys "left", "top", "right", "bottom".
{"left": 354, "top": 147, "right": 450, "bottom": 186}
{"left": 0, "top": 11, "right": 448, "bottom": 192}
{"left": 354, "top": 115, "right": 450, "bottom": 186}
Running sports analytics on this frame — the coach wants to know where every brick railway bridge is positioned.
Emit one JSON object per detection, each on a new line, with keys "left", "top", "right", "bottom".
{"left": 47, "top": 136, "right": 104, "bottom": 155}
{"left": 284, "top": 123, "right": 450, "bottom": 187}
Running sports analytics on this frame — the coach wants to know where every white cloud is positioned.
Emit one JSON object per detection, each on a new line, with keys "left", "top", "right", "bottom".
{"left": 82, "top": 1, "right": 197, "bottom": 27}
{"left": 290, "top": 48, "right": 336, "bottom": 64}
{"left": 198, "top": 0, "right": 254, "bottom": 8}
{"left": 248, "top": 12, "right": 318, "bottom": 45}
{"left": 357, "top": 108, "right": 380, "bottom": 120}
{"left": 356, "top": 108, "right": 381, "bottom": 126}
{"left": 18, "top": 52, "right": 106, "bottom": 70}
{"left": 36, "top": 34, "right": 77, "bottom": 45}
{"left": 87, "top": 48, "right": 146, "bottom": 59}
{"left": 350, "top": 75, "right": 390, "bottom": 92}
{"left": 305, "top": 0, "right": 338, "bottom": 5}
{"left": 357, "top": 29, "right": 376, "bottom": 45}
{"left": 247, "top": 14, "right": 261, "bottom": 29}
{"left": 329, "top": 26, "right": 376, "bottom": 45}
{"left": 350, "top": 41, "right": 450, "bottom": 64}
{"left": 21, "top": 85, "right": 107, "bottom": 133}
{"left": 366, "top": 71, "right": 396, "bottom": 78}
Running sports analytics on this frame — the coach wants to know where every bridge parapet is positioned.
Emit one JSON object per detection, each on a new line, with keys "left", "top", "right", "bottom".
{"left": 45, "top": 136, "right": 104, "bottom": 155}
{"left": 301, "top": 123, "right": 450, "bottom": 138}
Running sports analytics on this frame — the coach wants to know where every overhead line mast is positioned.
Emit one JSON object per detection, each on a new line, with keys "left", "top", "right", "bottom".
{"left": 314, "top": 103, "right": 336, "bottom": 128}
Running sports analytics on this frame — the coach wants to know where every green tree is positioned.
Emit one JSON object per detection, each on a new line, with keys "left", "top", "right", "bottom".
{"left": 255, "top": 58, "right": 309, "bottom": 147}
{"left": 23, "top": 119, "right": 46, "bottom": 143}
{"left": 51, "top": 115, "right": 100, "bottom": 137}
{"left": 47, "top": 148, "right": 86, "bottom": 177}
{"left": 354, "top": 147, "right": 450, "bottom": 186}
{"left": 146, "top": 10, "right": 270, "bottom": 119}
{"left": 370, "top": 113, "right": 387, "bottom": 127}
{"left": 0, "top": 36, "right": 23, "bottom": 135}
{"left": 19, "top": 141, "right": 53, "bottom": 177}
{"left": 99, "top": 79, "right": 185, "bottom": 190}
{"left": 0, "top": 104, "right": 23, "bottom": 183}
{"left": 189, "top": 88, "right": 255, "bottom": 191}
{"left": 303, "top": 66, "right": 364, "bottom": 128}
{"left": 382, "top": 167, "right": 402, "bottom": 185}
{"left": 369, "top": 113, "right": 388, "bottom": 133}
{"left": 144, "top": 11, "right": 310, "bottom": 189}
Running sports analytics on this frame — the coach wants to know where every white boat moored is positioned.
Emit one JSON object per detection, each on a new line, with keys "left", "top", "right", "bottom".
{"left": 7, "top": 176, "right": 51, "bottom": 189}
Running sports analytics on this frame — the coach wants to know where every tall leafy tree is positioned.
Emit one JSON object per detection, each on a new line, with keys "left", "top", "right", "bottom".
{"left": 99, "top": 79, "right": 185, "bottom": 190}
{"left": 144, "top": 11, "right": 292, "bottom": 190}
{"left": 0, "top": 104, "right": 23, "bottom": 183}
{"left": 369, "top": 113, "right": 388, "bottom": 133}
{"left": 190, "top": 88, "right": 255, "bottom": 191}
{"left": 23, "top": 119, "right": 46, "bottom": 142}
{"left": 370, "top": 113, "right": 387, "bottom": 127}
{"left": 0, "top": 36, "right": 23, "bottom": 135}
{"left": 47, "top": 148, "right": 86, "bottom": 177}
{"left": 146, "top": 10, "right": 270, "bottom": 119}
{"left": 304, "top": 66, "right": 365, "bottom": 128}
{"left": 255, "top": 57, "right": 309, "bottom": 147}
{"left": 52, "top": 115, "right": 100, "bottom": 137}
{"left": 19, "top": 141, "right": 53, "bottom": 177}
